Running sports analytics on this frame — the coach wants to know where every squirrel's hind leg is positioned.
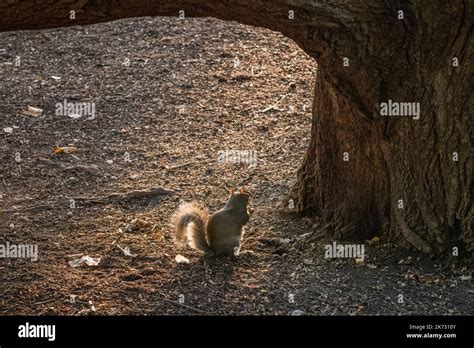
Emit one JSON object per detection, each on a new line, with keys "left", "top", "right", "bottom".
{"left": 213, "top": 237, "right": 241, "bottom": 257}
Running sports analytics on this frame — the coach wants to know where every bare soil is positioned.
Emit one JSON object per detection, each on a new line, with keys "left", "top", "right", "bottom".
{"left": 0, "top": 17, "right": 472, "bottom": 315}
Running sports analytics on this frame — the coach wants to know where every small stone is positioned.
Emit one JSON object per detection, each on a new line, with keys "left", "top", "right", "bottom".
{"left": 175, "top": 254, "right": 190, "bottom": 264}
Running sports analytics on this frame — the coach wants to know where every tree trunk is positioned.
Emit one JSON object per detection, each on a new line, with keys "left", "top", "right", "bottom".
{"left": 292, "top": 2, "right": 473, "bottom": 257}
{"left": 1, "top": 1, "right": 472, "bottom": 256}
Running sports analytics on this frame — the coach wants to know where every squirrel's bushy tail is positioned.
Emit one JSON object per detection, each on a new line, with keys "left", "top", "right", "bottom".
{"left": 171, "top": 202, "right": 213, "bottom": 254}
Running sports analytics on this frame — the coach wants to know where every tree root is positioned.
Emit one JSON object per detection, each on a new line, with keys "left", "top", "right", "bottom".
{"left": 0, "top": 187, "right": 174, "bottom": 213}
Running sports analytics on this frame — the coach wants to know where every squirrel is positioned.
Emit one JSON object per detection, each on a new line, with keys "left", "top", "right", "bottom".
{"left": 171, "top": 187, "right": 253, "bottom": 256}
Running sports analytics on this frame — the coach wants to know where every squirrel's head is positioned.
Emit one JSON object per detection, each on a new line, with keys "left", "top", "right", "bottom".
{"left": 228, "top": 187, "right": 252, "bottom": 205}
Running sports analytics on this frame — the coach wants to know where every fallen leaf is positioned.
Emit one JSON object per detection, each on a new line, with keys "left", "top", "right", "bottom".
{"left": 355, "top": 257, "right": 365, "bottom": 265}
{"left": 126, "top": 217, "right": 152, "bottom": 232}
{"left": 366, "top": 236, "right": 380, "bottom": 245}
{"left": 67, "top": 113, "right": 82, "bottom": 119}
{"left": 68, "top": 256, "right": 101, "bottom": 267}
{"left": 291, "top": 309, "right": 305, "bottom": 316}
{"left": 21, "top": 106, "right": 43, "bottom": 117}
{"left": 421, "top": 275, "right": 439, "bottom": 284}
{"left": 135, "top": 218, "right": 151, "bottom": 228}
{"left": 88, "top": 300, "right": 96, "bottom": 312}
{"left": 55, "top": 146, "right": 78, "bottom": 155}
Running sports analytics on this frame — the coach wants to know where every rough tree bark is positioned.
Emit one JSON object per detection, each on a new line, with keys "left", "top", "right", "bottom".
{"left": 1, "top": 1, "right": 472, "bottom": 257}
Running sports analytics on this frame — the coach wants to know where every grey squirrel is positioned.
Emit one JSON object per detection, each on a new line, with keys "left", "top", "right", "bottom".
{"left": 172, "top": 187, "right": 253, "bottom": 256}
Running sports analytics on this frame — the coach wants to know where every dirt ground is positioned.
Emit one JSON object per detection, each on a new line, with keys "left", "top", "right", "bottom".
{"left": 0, "top": 17, "right": 472, "bottom": 315}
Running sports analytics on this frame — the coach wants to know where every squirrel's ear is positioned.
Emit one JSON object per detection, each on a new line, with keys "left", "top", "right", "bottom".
{"left": 229, "top": 188, "right": 235, "bottom": 195}
{"left": 239, "top": 187, "right": 244, "bottom": 194}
